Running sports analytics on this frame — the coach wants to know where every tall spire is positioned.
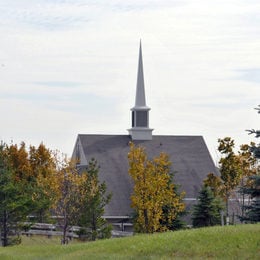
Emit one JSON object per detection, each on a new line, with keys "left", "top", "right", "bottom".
{"left": 128, "top": 41, "right": 153, "bottom": 140}
{"left": 135, "top": 41, "right": 147, "bottom": 108}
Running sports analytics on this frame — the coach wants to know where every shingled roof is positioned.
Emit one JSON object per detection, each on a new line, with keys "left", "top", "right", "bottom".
{"left": 72, "top": 134, "right": 218, "bottom": 218}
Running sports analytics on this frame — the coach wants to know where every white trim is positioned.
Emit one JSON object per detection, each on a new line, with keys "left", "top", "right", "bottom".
{"left": 102, "top": 216, "right": 131, "bottom": 219}
{"left": 183, "top": 198, "right": 197, "bottom": 201}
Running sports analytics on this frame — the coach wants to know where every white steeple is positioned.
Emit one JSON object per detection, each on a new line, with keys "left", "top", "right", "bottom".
{"left": 128, "top": 41, "right": 153, "bottom": 140}
{"left": 135, "top": 41, "right": 147, "bottom": 108}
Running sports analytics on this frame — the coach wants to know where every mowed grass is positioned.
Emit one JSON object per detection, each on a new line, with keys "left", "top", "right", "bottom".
{"left": 0, "top": 224, "right": 259, "bottom": 259}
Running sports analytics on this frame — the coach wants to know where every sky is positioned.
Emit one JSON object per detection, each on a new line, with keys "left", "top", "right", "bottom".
{"left": 0, "top": 0, "right": 259, "bottom": 164}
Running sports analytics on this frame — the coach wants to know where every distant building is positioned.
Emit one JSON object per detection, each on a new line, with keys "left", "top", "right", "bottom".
{"left": 72, "top": 42, "right": 218, "bottom": 230}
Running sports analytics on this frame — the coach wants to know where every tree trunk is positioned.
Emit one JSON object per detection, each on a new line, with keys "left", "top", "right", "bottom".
{"left": 226, "top": 190, "right": 229, "bottom": 225}
{"left": 91, "top": 213, "right": 96, "bottom": 241}
{"left": 61, "top": 213, "right": 68, "bottom": 245}
{"left": 144, "top": 209, "right": 149, "bottom": 233}
{"left": 241, "top": 178, "right": 245, "bottom": 222}
{"left": 2, "top": 210, "right": 8, "bottom": 247}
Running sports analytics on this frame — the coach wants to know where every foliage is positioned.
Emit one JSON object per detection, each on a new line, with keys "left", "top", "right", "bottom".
{"left": 192, "top": 186, "right": 223, "bottom": 227}
{"left": 6, "top": 142, "right": 32, "bottom": 182}
{"left": 4, "top": 142, "right": 58, "bottom": 223}
{"left": 239, "top": 175, "right": 260, "bottom": 223}
{"left": 0, "top": 143, "right": 33, "bottom": 246}
{"left": 239, "top": 105, "right": 260, "bottom": 222}
{"left": 237, "top": 143, "right": 258, "bottom": 219}
{"left": 161, "top": 209, "right": 187, "bottom": 231}
{"left": 239, "top": 107, "right": 260, "bottom": 222}
{"left": 78, "top": 158, "right": 112, "bottom": 241}
{"left": 205, "top": 137, "right": 257, "bottom": 223}
{"left": 53, "top": 158, "right": 87, "bottom": 244}
{"left": 204, "top": 107, "right": 260, "bottom": 223}
{"left": 218, "top": 137, "right": 242, "bottom": 215}
{"left": 238, "top": 144, "right": 258, "bottom": 178}
{"left": 128, "top": 142, "right": 185, "bottom": 233}
{"left": 0, "top": 140, "right": 113, "bottom": 245}
{"left": 204, "top": 172, "right": 223, "bottom": 197}
{"left": 246, "top": 105, "right": 260, "bottom": 140}
{"left": 29, "top": 144, "right": 58, "bottom": 222}
{"left": 0, "top": 225, "right": 260, "bottom": 259}
{"left": 160, "top": 180, "right": 187, "bottom": 231}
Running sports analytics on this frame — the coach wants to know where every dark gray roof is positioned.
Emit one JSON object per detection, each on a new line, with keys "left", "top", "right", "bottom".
{"left": 72, "top": 134, "right": 218, "bottom": 217}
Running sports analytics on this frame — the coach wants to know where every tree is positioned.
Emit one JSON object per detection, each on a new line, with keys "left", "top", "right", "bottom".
{"left": 7, "top": 142, "right": 32, "bottom": 182}
{"left": 160, "top": 195, "right": 187, "bottom": 231}
{"left": 246, "top": 105, "right": 260, "bottom": 159}
{"left": 205, "top": 139, "right": 258, "bottom": 224}
{"left": 239, "top": 175, "right": 260, "bottom": 223}
{"left": 192, "top": 186, "right": 223, "bottom": 227}
{"left": 0, "top": 143, "right": 33, "bottom": 246}
{"left": 78, "top": 158, "right": 112, "bottom": 241}
{"left": 3, "top": 142, "right": 59, "bottom": 223}
{"left": 204, "top": 172, "right": 223, "bottom": 197}
{"left": 54, "top": 158, "right": 87, "bottom": 244}
{"left": 128, "top": 142, "right": 185, "bottom": 233}
{"left": 239, "top": 105, "right": 260, "bottom": 222}
{"left": 237, "top": 144, "right": 257, "bottom": 219}
{"left": 29, "top": 144, "right": 57, "bottom": 222}
{"left": 217, "top": 137, "right": 243, "bottom": 222}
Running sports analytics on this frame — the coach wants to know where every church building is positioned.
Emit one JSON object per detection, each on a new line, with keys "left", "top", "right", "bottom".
{"left": 72, "top": 42, "right": 218, "bottom": 230}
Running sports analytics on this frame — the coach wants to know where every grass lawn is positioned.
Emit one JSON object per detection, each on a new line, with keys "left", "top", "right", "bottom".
{"left": 0, "top": 224, "right": 259, "bottom": 259}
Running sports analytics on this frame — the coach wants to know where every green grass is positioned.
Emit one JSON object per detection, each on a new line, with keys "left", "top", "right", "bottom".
{"left": 0, "top": 224, "right": 259, "bottom": 259}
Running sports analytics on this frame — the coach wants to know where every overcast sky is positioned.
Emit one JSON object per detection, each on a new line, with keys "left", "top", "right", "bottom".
{"left": 1, "top": 0, "right": 259, "bottom": 163}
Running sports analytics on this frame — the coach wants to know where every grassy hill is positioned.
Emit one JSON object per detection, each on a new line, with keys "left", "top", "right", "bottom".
{"left": 0, "top": 224, "right": 259, "bottom": 259}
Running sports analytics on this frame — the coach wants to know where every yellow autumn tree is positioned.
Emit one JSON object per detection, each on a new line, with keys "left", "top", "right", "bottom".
{"left": 128, "top": 142, "right": 185, "bottom": 233}
{"left": 7, "top": 142, "right": 32, "bottom": 182}
{"left": 6, "top": 142, "right": 58, "bottom": 223}
{"left": 29, "top": 144, "right": 58, "bottom": 222}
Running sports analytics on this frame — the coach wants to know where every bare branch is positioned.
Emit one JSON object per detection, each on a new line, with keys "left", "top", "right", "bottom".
{"left": 254, "top": 105, "right": 260, "bottom": 113}
{"left": 246, "top": 129, "right": 256, "bottom": 135}
{"left": 246, "top": 129, "right": 260, "bottom": 138}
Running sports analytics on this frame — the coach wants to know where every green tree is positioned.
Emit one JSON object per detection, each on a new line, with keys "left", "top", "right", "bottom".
{"left": 161, "top": 176, "right": 187, "bottom": 231}
{"left": 0, "top": 143, "right": 33, "bottom": 246}
{"left": 128, "top": 142, "right": 185, "bottom": 233}
{"left": 240, "top": 105, "right": 260, "bottom": 222}
{"left": 192, "top": 186, "right": 223, "bottom": 228}
{"left": 239, "top": 175, "right": 260, "bottom": 223}
{"left": 79, "top": 158, "right": 112, "bottom": 241}
{"left": 246, "top": 105, "right": 260, "bottom": 159}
